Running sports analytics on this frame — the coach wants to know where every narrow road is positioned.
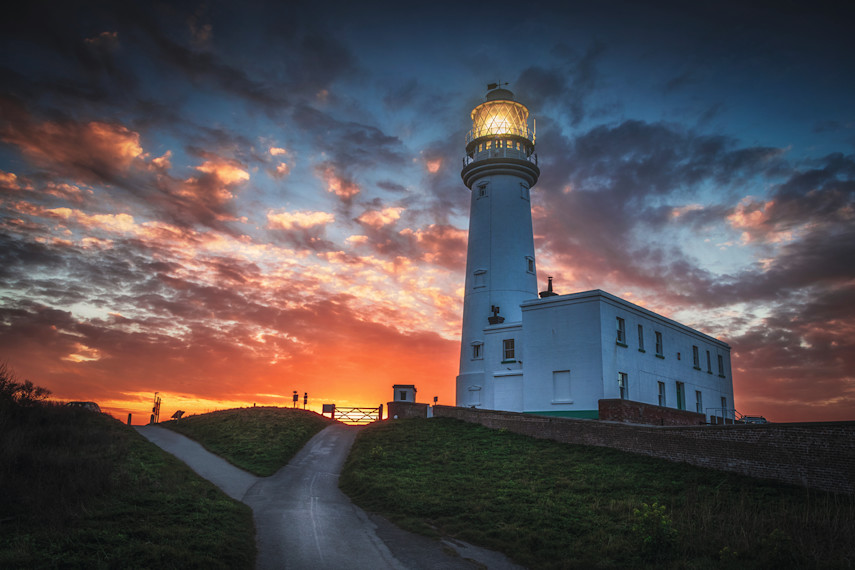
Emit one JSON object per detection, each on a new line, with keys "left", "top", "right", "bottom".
{"left": 137, "top": 423, "right": 523, "bottom": 570}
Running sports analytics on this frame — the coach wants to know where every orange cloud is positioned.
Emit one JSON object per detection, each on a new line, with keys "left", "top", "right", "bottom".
{"left": 267, "top": 209, "right": 335, "bottom": 230}
{"left": 318, "top": 165, "right": 360, "bottom": 199}
{"left": 426, "top": 158, "right": 442, "bottom": 173}
{"left": 357, "top": 206, "right": 404, "bottom": 228}
{"left": 1, "top": 117, "right": 143, "bottom": 179}
{"left": 150, "top": 151, "right": 172, "bottom": 171}
{"left": 194, "top": 157, "right": 249, "bottom": 186}
{"left": 269, "top": 147, "right": 288, "bottom": 156}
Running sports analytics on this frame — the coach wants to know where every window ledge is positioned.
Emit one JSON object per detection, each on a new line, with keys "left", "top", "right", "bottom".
{"left": 616, "top": 341, "right": 628, "bottom": 348}
{"left": 501, "top": 359, "right": 517, "bottom": 364}
{"left": 707, "top": 371, "right": 713, "bottom": 374}
{"left": 655, "top": 354, "right": 665, "bottom": 359}
{"left": 693, "top": 366, "right": 702, "bottom": 371}
{"left": 551, "top": 401, "right": 573, "bottom": 405}
{"left": 718, "top": 374, "right": 726, "bottom": 378}
{"left": 638, "top": 348, "right": 646, "bottom": 353}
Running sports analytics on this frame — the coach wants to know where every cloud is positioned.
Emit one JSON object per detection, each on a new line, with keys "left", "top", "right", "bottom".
{"left": 356, "top": 206, "right": 404, "bottom": 229}
{"left": 267, "top": 210, "right": 335, "bottom": 230}
{"left": 0, "top": 100, "right": 144, "bottom": 184}
{"left": 317, "top": 163, "right": 360, "bottom": 201}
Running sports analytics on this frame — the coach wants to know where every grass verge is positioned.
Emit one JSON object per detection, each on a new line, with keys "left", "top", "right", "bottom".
{"left": 162, "top": 406, "right": 333, "bottom": 476}
{"left": 0, "top": 403, "right": 255, "bottom": 568}
{"left": 340, "top": 417, "right": 855, "bottom": 569}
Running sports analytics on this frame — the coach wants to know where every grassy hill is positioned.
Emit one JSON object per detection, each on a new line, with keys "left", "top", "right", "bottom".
{"left": 340, "top": 417, "right": 855, "bottom": 569}
{"left": 161, "top": 406, "right": 333, "bottom": 476}
{"left": 0, "top": 402, "right": 255, "bottom": 568}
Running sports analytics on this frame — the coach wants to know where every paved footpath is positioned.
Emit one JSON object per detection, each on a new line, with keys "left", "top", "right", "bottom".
{"left": 137, "top": 424, "right": 524, "bottom": 570}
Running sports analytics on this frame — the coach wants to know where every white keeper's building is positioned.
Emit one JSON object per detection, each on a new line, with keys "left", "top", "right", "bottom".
{"left": 455, "top": 87, "right": 735, "bottom": 422}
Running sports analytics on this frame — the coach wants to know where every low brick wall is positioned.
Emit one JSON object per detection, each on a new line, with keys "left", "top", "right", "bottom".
{"left": 433, "top": 405, "right": 855, "bottom": 495}
{"left": 599, "top": 398, "right": 706, "bottom": 426}
{"left": 387, "top": 401, "right": 429, "bottom": 420}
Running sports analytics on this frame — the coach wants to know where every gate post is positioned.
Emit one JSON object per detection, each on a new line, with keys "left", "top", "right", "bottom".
{"left": 378, "top": 404, "right": 383, "bottom": 421}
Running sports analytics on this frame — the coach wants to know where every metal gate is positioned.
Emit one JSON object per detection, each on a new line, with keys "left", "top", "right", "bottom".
{"left": 323, "top": 405, "right": 383, "bottom": 425}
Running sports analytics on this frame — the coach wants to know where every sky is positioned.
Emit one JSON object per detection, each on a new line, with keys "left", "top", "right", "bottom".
{"left": 1, "top": 0, "right": 854, "bottom": 423}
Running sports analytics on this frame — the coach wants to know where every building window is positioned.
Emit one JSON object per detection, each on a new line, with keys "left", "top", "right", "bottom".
{"left": 692, "top": 345, "right": 700, "bottom": 369}
{"left": 473, "top": 269, "right": 486, "bottom": 289}
{"left": 676, "top": 382, "right": 686, "bottom": 410}
{"left": 655, "top": 331, "right": 663, "bottom": 357}
{"left": 477, "top": 183, "right": 488, "bottom": 198}
{"left": 658, "top": 381, "right": 666, "bottom": 406}
{"left": 486, "top": 140, "right": 492, "bottom": 150}
{"left": 721, "top": 396, "right": 727, "bottom": 411}
{"left": 695, "top": 390, "right": 703, "bottom": 414}
{"left": 472, "top": 343, "right": 483, "bottom": 360}
{"left": 618, "top": 372, "right": 628, "bottom": 400}
{"left": 553, "top": 370, "right": 571, "bottom": 403}
{"left": 718, "top": 354, "right": 725, "bottom": 376}
{"left": 526, "top": 256, "right": 535, "bottom": 274}
{"left": 637, "top": 324, "right": 645, "bottom": 351}
{"left": 399, "top": 391, "right": 407, "bottom": 401}
{"left": 502, "top": 338, "right": 515, "bottom": 361}
{"left": 616, "top": 317, "right": 626, "bottom": 345}
{"left": 706, "top": 350, "right": 712, "bottom": 373}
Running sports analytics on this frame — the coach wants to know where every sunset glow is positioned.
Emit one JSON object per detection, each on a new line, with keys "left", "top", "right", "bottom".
{"left": 1, "top": 1, "right": 853, "bottom": 423}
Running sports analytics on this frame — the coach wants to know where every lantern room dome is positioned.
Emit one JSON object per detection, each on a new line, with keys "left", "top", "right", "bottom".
{"left": 486, "top": 87, "right": 515, "bottom": 101}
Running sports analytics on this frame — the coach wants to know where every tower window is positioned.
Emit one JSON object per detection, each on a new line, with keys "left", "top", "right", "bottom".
{"left": 486, "top": 140, "right": 492, "bottom": 150}
{"left": 472, "top": 342, "right": 483, "bottom": 360}
{"left": 477, "top": 182, "right": 488, "bottom": 198}
{"left": 637, "top": 324, "right": 645, "bottom": 351}
{"left": 618, "top": 372, "right": 628, "bottom": 400}
{"left": 718, "top": 354, "right": 725, "bottom": 376}
{"left": 520, "top": 182, "right": 530, "bottom": 200}
{"left": 655, "top": 331, "right": 663, "bottom": 357}
{"left": 692, "top": 346, "right": 700, "bottom": 369}
{"left": 616, "top": 317, "right": 626, "bottom": 345}
{"left": 473, "top": 269, "right": 486, "bottom": 289}
{"left": 526, "top": 256, "right": 535, "bottom": 274}
{"left": 706, "top": 350, "right": 712, "bottom": 373}
{"left": 502, "top": 338, "right": 515, "bottom": 361}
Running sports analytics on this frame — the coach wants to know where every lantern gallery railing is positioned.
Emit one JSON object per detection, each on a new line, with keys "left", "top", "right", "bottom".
{"left": 465, "top": 126, "right": 535, "bottom": 145}
{"left": 463, "top": 147, "right": 538, "bottom": 167}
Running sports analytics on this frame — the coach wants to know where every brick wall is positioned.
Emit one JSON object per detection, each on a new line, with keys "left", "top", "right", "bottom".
{"left": 599, "top": 398, "right": 706, "bottom": 426}
{"left": 387, "top": 401, "right": 429, "bottom": 420}
{"left": 433, "top": 405, "right": 855, "bottom": 495}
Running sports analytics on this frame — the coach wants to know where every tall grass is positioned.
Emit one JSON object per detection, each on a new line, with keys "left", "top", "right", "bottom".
{"left": 340, "top": 418, "right": 855, "bottom": 569}
{"left": 0, "top": 364, "right": 255, "bottom": 568}
{"left": 162, "top": 406, "right": 333, "bottom": 476}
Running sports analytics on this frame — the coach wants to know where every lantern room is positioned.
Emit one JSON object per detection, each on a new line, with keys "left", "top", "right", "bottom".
{"left": 465, "top": 87, "right": 536, "bottom": 163}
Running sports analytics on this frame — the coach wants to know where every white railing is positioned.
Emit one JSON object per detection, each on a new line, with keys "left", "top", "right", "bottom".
{"left": 463, "top": 148, "right": 538, "bottom": 167}
{"left": 466, "top": 127, "right": 534, "bottom": 145}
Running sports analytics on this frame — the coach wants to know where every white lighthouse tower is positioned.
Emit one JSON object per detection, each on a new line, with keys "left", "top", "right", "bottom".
{"left": 456, "top": 86, "right": 540, "bottom": 408}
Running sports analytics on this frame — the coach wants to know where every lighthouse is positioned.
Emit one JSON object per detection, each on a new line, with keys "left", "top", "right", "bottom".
{"left": 453, "top": 87, "right": 735, "bottom": 422}
{"left": 456, "top": 86, "right": 540, "bottom": 408}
